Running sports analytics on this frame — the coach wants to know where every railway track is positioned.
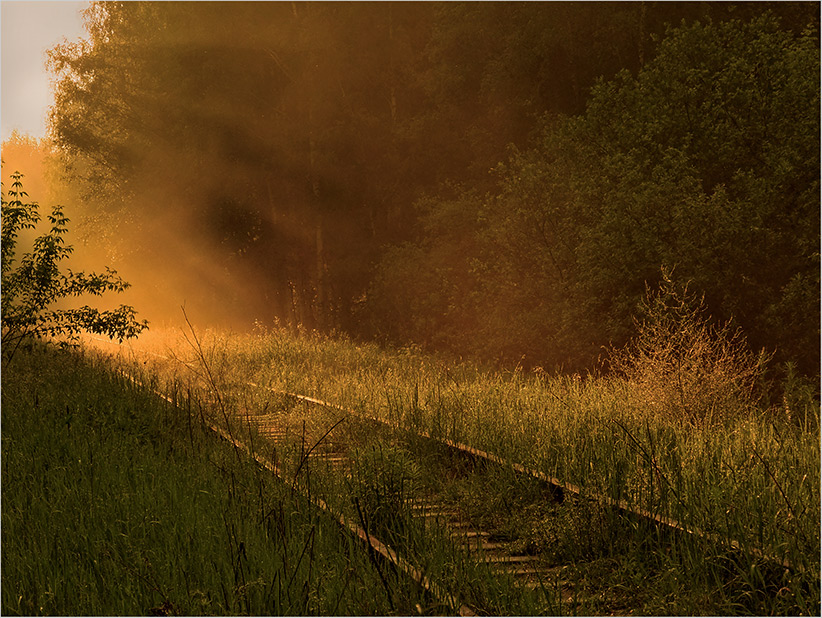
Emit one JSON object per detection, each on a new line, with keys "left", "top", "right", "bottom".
{"left": 106, "top": 347, "right": 475, "bottom": 615}
{"left": 85, "top": 334, "right": 800, "bottom": 614}
{"left": 245, "top": 384, "right": 797, "bottom": 571}
{"left": 236, "top": 392, "right": 561, "bottom": 591}
{"left": 86, "top": 336, "right": 581, "bottom": 609}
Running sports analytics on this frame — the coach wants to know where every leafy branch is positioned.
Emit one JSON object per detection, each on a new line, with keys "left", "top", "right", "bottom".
{"left": 1, "top": 172, "right": 147, "bottom": 362}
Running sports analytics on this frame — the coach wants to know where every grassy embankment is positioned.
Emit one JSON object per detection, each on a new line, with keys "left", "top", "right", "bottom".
{"left": 1, "top": 342, "right": 437, "bottom": 616}
{"left": 108, "top": 324, "right": 820, "bottom": 615}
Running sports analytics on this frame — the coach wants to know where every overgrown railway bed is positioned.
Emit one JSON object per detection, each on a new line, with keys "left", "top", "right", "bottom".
{"left": 85, "top": 334, "right": 808, "bottom": 615}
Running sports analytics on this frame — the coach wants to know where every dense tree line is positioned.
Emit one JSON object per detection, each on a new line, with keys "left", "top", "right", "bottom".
{"left": 44, "top": 2, "right": 819, "bottom": 378}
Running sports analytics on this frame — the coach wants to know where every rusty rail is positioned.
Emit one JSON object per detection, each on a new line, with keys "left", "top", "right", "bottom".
{"left": 88, "top": 335, "right": 795, "bottom": 573}
{"left": 94, "top": 340, "right": 475, "bottom": 615}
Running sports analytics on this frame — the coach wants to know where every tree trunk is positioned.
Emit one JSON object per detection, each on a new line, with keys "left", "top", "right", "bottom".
{"left": 315, "top": 216, "right": 326, "bottom": 328}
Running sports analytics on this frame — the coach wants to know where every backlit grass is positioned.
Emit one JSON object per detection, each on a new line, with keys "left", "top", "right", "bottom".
{"left": 1, "top": 342, "right": 434, "bottom": 615}
{"left": 92, "top": 323, "right": 820, "bottom": 615}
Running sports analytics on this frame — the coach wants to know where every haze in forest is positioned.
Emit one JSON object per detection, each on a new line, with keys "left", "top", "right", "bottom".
{"left": 2, "top": 1, "right": 819, "bottom": 382}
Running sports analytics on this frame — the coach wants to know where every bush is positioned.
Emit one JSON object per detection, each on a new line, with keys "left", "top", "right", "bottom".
{"left": 611, "top": 268, "right": 770, "bottom": 426}
{"left": 1, "top": 172, "right": 147, "bottom": 362}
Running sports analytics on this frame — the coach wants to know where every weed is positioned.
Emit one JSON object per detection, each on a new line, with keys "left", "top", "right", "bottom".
{"left": 1, "top": 343, "right": 428, "bottom": 615}
{"left": 610, "top": 267, "right": 770, "bottom": 427}
{"left": 82, "top": 322, "right": 820, "bottom": 615}
{"left": 346, "top": 444, "right": 420, "bottom": 543}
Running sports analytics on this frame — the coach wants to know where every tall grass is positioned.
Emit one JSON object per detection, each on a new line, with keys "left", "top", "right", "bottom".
{"left": 88, "top": 315, "right": 820, "bottom": 614}
{"left": 1, "top": 342, "right": 433, "bottom": 615}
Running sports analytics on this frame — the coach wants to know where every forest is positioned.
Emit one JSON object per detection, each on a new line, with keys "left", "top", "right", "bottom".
{"left": 5, "top": 1, "right": 820, "bottom": 381}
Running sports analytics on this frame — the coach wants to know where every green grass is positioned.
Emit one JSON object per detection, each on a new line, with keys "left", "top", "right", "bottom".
{"left": 1, "top": 342, "right": 434, "bottom": 616}
{"left": 103, "top": 325, "right": 819, "bottom": 615}
{"left": 407, "top": 434, "right": 817, "bottom": 615}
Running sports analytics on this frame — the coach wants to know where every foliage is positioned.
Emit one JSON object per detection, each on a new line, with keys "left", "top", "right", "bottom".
{"left": 569, "top": 14, "right": 820, "bottom": 375}
{"left": 346, "top": 444, "right": 421, "bottom": 545}
{"left": 365, "top": 189, "right": 485, "bottom": 350}
{"left": 610, "top": 269, "right": 770, "bottom": 426}
{"left": 110, "top": 325, "right": 821, "bottom": 614}
{"left": 1, "top": 343, "right": 426, "bottom": 615}
{"left": 372, "top": 14, "right": 820, "bottom": 379}
{"left": 44, "top": 2, "right": 820, "bottom": 379}
{"left": 47, "top": 2, "right": 436, "bottom": 328}
{"left": 1, "top": 172, "right": 147, "bottom": 360}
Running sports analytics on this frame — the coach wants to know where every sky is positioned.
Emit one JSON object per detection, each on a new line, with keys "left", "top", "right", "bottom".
{"left": 2, "top": 0, "right": 88, "bottom": 141}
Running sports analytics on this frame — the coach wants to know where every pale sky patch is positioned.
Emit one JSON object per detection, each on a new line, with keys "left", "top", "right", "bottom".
{"left": 1, "top": 0, "right": 88, "bottom": 141}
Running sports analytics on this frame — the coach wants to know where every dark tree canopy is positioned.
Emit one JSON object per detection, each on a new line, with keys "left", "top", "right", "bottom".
{"left": 44, "top": 2, "right": 820, "bottom": 380}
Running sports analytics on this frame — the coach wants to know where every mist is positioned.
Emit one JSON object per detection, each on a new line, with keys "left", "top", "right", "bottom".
{"left": 4, "top": 1, "right": 818, "bottom": 378}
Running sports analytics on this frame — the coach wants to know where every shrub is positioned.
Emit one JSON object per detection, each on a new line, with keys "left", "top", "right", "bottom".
{"left": 611, "top": 268, "right": 769, "bottom": 426}
{"left": 1, "top": 172, "right": 147, "bottom": 362}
